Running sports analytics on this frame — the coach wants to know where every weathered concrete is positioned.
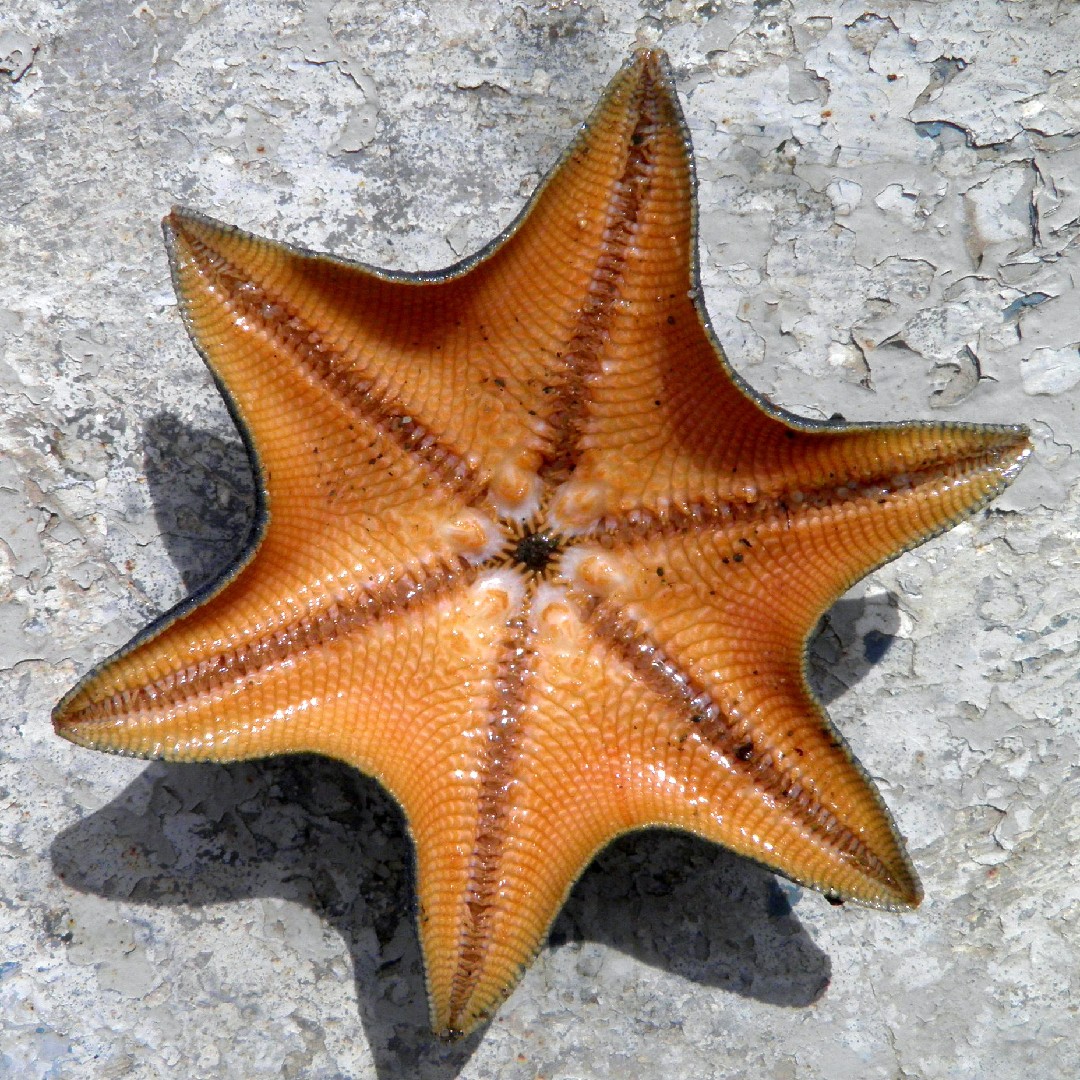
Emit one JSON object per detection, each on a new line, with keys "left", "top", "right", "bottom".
{"left": 2, "top": 2, "right": 1076, "bottom": 1076}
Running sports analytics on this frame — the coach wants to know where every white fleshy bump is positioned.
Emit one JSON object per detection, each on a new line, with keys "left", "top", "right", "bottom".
{"left": 488, "top": 444, "right": 544, "bottom": 521}
{"left": 441, "top": 507, "right": 503, "bottom": 563}
{"left": 547, "top": 478, "right": 611, "bottom": 534}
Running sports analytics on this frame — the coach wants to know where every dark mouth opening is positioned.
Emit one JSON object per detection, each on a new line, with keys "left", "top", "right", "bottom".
{"left": 510, "top": 530, "right": 562, "bottom": 575}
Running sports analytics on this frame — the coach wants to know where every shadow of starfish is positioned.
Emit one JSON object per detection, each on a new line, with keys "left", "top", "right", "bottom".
{"left": 48, "top": 412, "right": 912, "bottom": 1073}
{"left": 140, "top": 412, "right": 259, "bottom": 595}
{"left": 51, "top": 755, "right": 832, "bottom": 1078}
{"left": 50, "top": 757, "right": 481, "bottom": 1078}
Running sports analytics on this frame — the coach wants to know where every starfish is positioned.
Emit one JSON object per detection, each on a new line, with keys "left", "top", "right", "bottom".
{"left": 55, "top": 49, "right": 1030, "bottom": 1038}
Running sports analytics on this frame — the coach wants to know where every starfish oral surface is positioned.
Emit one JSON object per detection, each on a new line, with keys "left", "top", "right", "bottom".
{"left": 54, "top": 49, "right": 1030, "bottom": 1038}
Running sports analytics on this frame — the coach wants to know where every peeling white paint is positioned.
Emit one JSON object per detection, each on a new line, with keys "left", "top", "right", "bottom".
{"left": 1, "top": 0, "right": 1077, "bottom": 1077}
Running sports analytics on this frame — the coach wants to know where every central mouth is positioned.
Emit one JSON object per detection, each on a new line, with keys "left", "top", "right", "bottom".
{"left": 509, "top": 529, "right": 562, "bottom": 575}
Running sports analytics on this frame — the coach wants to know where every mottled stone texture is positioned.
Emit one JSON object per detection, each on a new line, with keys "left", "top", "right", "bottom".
{"left": 1, "top": 2, "right": 1076, "bottom": 1077}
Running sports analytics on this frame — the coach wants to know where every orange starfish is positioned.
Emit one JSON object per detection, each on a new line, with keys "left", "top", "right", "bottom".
{"left": 55, "top": 50, "right": 1030, "bottom": 1037}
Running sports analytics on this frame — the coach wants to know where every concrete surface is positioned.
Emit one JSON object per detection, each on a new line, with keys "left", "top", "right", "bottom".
{"left": 2, "top": 1, "right": 1078, "bottom": 1077}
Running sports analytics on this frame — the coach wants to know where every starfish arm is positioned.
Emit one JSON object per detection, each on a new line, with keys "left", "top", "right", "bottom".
{"left": 53, "top": 558, "right": 508, "bottom": 765}
{"left": 160, "top": 208, "right": 547, "bottom": 516}
{"left": 54, "top": 209, "right": 508, "bottom": 738}
{"left": 468, "top": 50, "right": 704, "bottom": 494}
{"left": 528, "top": 49, "right": 798, "bottom": 529}
{"left": 559, "top": 564, "right": 925, "bottom": 909}
{"left": 533, "top": 54, "right": 1027, "bottom": 536}
{"left": 553, "top": 419, "right": 1028, "bottom": 909}
{"left": 411, "top": 714, "right": 633, "bottom": 1039}
{"left": 411, "top": 587, "right": 690, "bottom": 1038}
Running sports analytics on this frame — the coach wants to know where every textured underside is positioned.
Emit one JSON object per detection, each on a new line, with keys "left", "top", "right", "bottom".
{"left": 54, "top": 51, "right": 1030, "bottom": 1038}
